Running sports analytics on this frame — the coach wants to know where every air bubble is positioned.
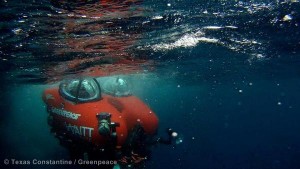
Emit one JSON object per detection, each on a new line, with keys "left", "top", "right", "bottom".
{"left": 283, "top": 14, "right": 292, "bottom": 21}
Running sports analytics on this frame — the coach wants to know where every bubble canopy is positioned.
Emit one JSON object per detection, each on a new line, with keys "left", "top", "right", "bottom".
{"left": 102, "top": 77, "right": 131, "bottom": 97}
{"left": 59, "top": 77, "right": 101, "bottom": 103}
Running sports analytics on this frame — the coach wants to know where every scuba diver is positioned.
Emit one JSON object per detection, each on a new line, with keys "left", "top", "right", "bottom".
{"left": 43, "top": 77, "right": 178, "bottom": 169}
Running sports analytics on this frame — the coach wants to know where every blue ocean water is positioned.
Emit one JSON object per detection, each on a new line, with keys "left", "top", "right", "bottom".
{"left": 1, "top": 0, "right": 300, "bottom": 169}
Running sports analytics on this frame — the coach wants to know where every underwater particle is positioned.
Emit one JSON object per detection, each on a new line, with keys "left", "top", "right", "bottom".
{"left": 143, "top": 23, "right": 150, "bottom": 27}
{"left": 282, "top": 14, "right": 293, "bottom": 21}
{"left": 15, "top": 43, "right": 23, "bottom": 48}
{"left": 203, "top": 10, "right": 208, "bottom": 14}
{"left": 12, "top": 28, "right": 23, "bottom": 35}
{"left": 256, "top": 54, "right": 264, "bottom": 59}
{"left": 174, "top": 134, "right": 183, "bottom": 145}
{"left": 152, "top": 16, "right": 163, "bottom": 20}
{"left": 167, "top": 3, "right": 171, "bottom": 7}
{"left": 225, "top": 26, "right": 238, "bottom": 29}
{"left": 192, "top": 137, "right": 195, "bottom": 140}
{"left": 177, "top": 85, "right": 181, "bottom": 88}
{"left": 238, "top": 89, "right": 243, "bottom": 93}
{"left": 249, "top": 82, "right": 253, "bottom": 86}
{"left": 277, "top": 102, "right": 282, "bottom": 106}
{"left": 176, "top": 138, "right": 183, "bottom": 144}
{"left": 172, "top": 132, "right": 178, "bottom": 137}
{"left": 203, "top": 26, "right": 223, "bottom": 30}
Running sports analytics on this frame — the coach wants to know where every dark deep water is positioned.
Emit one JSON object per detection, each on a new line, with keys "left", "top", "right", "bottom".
{"left": 1, "top": 0, "right": 300, "bottom": 169}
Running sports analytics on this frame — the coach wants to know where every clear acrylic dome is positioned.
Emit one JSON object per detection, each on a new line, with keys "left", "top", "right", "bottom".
{"left": 59, "top": 77, "right": 101, "bottom": 103}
